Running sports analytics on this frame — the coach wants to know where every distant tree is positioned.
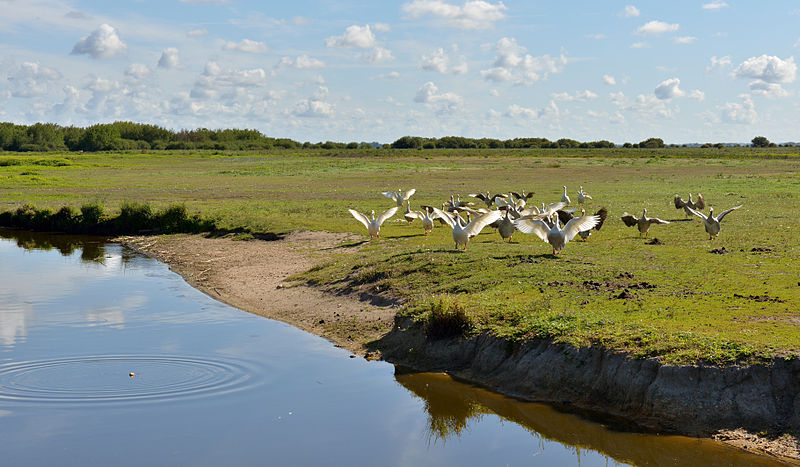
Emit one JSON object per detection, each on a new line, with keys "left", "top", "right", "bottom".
{"left": 622, "top": 142, "right": 633, "bottom": 148}
{"left": 751, "top": 136, "right": 770, "bottom": 147}
{"left": 391, "top": 136, "right": 423, "bottom": 149}
{"left": 79, "top": 124, "right": 120, "bottom": 151}
{"left": 638, "top": 137, "right": 665, "bottom": 148}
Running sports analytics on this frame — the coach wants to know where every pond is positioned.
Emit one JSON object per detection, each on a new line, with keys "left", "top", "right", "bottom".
{"left": 0, "top": 230, "right": 779, "bottom": 466}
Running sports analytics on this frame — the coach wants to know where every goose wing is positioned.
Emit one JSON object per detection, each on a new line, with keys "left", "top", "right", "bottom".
{"left": 556, "top": 209, "right": 574, "bottom": 226}
{"left": 562, "top": 215, "right": 600, "bottom": 242}
{"left": 716, "top": 205, "right": 742, "bottom": 222}
{"left": 593, "top": 207, "right": 609, "bottom": 231}
{"left": 431, "top": 206, "right": 456, "bottom": 229}
{"left": 382, "top": 191, "right": 399, "bottom": 202}
{"left": 685, "top": 207, "right": 708, "bottom": 221}
{"left": 465, "top": 210, "right": 503, "bottom": 237}
{"left": 694, "top": 193, "right": 706, "bottom": 211}
{"left": 513, "top": 218, "right": 550, "bottom": 241}
{"left": 401, "top": 189, "right": 416, "bottom": 201}
{"left": 620, "top": 212, "right": 639, "bottom": 227}
{"left": 405, "top": 210, "right": 424, "bottom": 220}
{"left": 648, "top": 217, "right": 670, "bottom": 225}
{"left": 376, "top": 206, "right": 399, "bottom": 225}
{"left": 469, "top": 193, "right": 489, "bottom": 202}
{"left": 674, "top": 195, "right": 686, "bottom": 209}
{"left": 348, "top": 209, "right": 371, "bottom": 229}
{"left": 542, "top": 201, "right": 568, "bottom": 216}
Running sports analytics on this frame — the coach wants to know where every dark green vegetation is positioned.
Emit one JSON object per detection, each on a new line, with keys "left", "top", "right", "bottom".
{"left": 1, "top": 148, "right": 798, "bottom": 364}
{"left": 0, "top": 121, "right": 791, "bottom": 152}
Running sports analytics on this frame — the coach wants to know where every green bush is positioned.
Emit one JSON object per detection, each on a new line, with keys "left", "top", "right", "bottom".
{"left": 424, "top": 296, "right": 472, "bottom": 340}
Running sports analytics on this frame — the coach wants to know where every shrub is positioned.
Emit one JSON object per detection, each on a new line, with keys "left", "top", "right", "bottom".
{"left": 116, "top": 201, "right": 154, "bottom": 233}
{"left": 424, "top": 296, "right": 472, "bottom": 340}
{"left": 80, "top": 202, "right": 105, "bottom": 227}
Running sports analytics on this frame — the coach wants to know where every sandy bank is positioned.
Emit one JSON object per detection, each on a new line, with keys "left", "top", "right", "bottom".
{"left": 117, "top": 232, "right": 799, "bottom": 463}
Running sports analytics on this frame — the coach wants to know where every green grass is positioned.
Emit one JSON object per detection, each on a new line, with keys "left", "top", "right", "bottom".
{"left": 1, "top": 148, "right": 799, "bottom": 364}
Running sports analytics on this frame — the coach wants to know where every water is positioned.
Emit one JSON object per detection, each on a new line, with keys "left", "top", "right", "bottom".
{"left": 0, "top": 230, "right": 781, "bottom": 466}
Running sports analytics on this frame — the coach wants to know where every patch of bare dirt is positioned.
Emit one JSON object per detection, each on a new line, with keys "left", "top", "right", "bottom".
{"left": 116, "top": 231, "right": 398, "bottom": 356}
{"left": 713, "top": 429, "right": 800, "bottom": 464}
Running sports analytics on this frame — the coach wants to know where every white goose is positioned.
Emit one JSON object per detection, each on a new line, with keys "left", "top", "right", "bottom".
{"left": 382, "top": 188, "right": 416, "bottom": 207}
{"left": 686, "top": 205, "right": 742, "bottom": 240}
{"left": 514, "top": 212, "right": 600, "bottom": 254}
{"left": 577, "top": 186, "right": 592, "bottom": 205}
{"left": 560, "top": 186, "right": 571, "bottom": 205}
{"left": 408, "top": 205, "right": 442, "bottom": 235}
{"left": 620, "top": 209, "right": 669, "bottom": 237}
{"left": 348, "top": 207, "right": 398, "bottom": 239}
{"left": 432, "top": 207, "right": 502, "bottom": 250}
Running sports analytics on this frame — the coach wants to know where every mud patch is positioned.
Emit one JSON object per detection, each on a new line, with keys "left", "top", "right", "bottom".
{"left": 709, "top": 247, "right": 730, "bottom": 254}
{"left": 749, "top": 247, "right": 774, "bottom": 253}
{"left": 645, "top": 238, "right": 664, "bottom": 245}
{"left": 733, "top": 293, "right": 786, "bottom": 303}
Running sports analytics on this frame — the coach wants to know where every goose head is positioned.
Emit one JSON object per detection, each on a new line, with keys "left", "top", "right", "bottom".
{"left": 370, "top": 210, "right": 376, "bottom": 220}
{"left": 642, "top": 208, "right": 648, "bottom": 218}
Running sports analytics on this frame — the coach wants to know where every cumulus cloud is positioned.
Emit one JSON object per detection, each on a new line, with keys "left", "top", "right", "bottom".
{"left": 158, "top": 48, "right": 180, "bottom": 69}
{"left": 587, "top": 33, "right": 605, "bottom": 40}
{"left": 372, "top": 71, "right": 401, "bottom": 80}
{"left": 372, "top": 23, "right": 391, "bottom": 32}
{"left": 414, "top": 81, "right": 463, "bottom": 113}
{"left": 222, "top": 39, "right": 268, "bottom": 53}
{"left": 402, "top": 0, "right": 507, "bottom": 30}
{"left": 654, "top": 77, "right": 704, "bottom": 101}
{"left": 551, "top": 90, "right": 598, "bottom": 102}
{"left": 293, "top": 99, "right": 333, "bottom": 117}
{"left": 420, "top": 47, "right": 468, "bottom": 74}
{"left": 706, "top": 55, "right": 732, "bottom": 73}
{"left": 602, "top": 74, "right": 616, "bottom": 85}
{"left": 674, "top": 36, "right": 696, "bottom": 44}
{"left": 325, "top": 25, "right": 376, "bottom": 49}
{"left": 721, "top": 94, "right": 757, "bottom": 124}
{"left": 505, "top": 101, "right": 559, "bottom": 120}
{"left": 749, "top": 80, "right": 791, "bottom": 98}
{"left": 7, "top": 62, "right": 62, "bottom": 98}
{"left": 360, "top": 47, "right": 394, "bottom": 63}
{"left": 620, "top": 5, "right": 640, "bottom": 18}
{"left": 125, "top": 63, "right": 152, "bottom": 80}
{"left": 278, "top": 55, "right": 325, "bottom": 69}
{"left": 71, "top": 24, "right": 127, "bottom": 59}
{"left": 636, "top": 20, "right": 680, "bottom": 35}
{"left": 191, "top": 61, "right": 270, "bottom": 99}
{"left": 733, "top": 55, "right": 797, "bottom": 83}
{"left": 702, "top": 0, "right": 728, "bottom": 10}
{"left": 480, "top": 37, "right": 567, "bottom": 86}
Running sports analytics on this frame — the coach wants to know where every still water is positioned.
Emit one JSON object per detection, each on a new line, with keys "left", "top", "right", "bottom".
{"left": 0, "top": 230, "right": 782, "bottom": 466}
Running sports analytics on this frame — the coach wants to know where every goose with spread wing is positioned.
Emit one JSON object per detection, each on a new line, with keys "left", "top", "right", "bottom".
{"left": 432, "top": 206, "right": 502, "bottom": 250}
{"left": 383, "top": 188, "right": 416, "bottom": 207}
{"left": 686, "top": 205, "right": 742, "bottom": 240}
{"left": 409, "top": 205, "right": 443, "bottom": 235}
{"left": 348, "top": 207, "right": 398, "bottom": 239}
{"left": 621, "top": 209, "right": 669, "bottom": 237}
{"left": 514, "top": 212, "right": 600, "bottom": 255}
{"left": 557, "top": 207, "right": 607, "bottom": 241}
{"left": 577, "top": 186, "right": 593, "bottom": 205}
{"left": 674, "top": 193, "right": 706, "bottom": 217}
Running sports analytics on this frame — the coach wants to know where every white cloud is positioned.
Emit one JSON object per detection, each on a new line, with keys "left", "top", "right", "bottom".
{"left": 187, "top": 28, "right": 208, "bottom": 38}
{"left": 7, "top": 62, "right": 62, "bottom": 98}
{"left": 360, "top": 47, "right": 395, "bottom": 63}
{"left": 325, "top": 25, "right": 376, "bottom": 49}
{"left": 733, "top": 55, "right": 797, "bottom": 83}
{"left": 749, "top": 80, "right": 791, "bottom": 98}
{"left": 480, "top": 37, "right": 567, "bottom": 85}
{"left": 222, "top": 39, "right": 268, "bottom": 53}
{"left": 602, "top": 74, "right": 616, "bottom": 85}
{"left": 630, "top": 42, "right": 650, "bottom": 49}
{"left": 706, "top": 55, "right": 732, "bottom": 73}
{"left": 414, "top": 81, "right": 463, "bottom": 113}
{"left": 421, "top": 47, "right": 467, "bottom": 74}
{"left": 674, "top": 36, "right": 696, "bottom": 44}
{"left": 71, "top": 24, "right": 127, "bottom": 59}
{"left": 158, "top": 48, "right": 180, "bottom": 69}
{"left": 294, "top": 99, "right": 333, "bottom": 118}
{"left": 654, "top": 78, "right": 685, "bottom": 99}
{"left": 505, "top": 101, "right": 559, "bottom": 120}
{"left": 125, "top": 63, "right": 151, "bottom": 80}
{"left": 636, "top": 20, "right": 680, "bottom": 35}
{"left": 401, "top": 0, "right": 507, "bottom": 30}
{"left": 702, "top": 0, "right": 728, "bottom": 10}
{"left": 372, "top": 23, "right": 391, "bottom": 32}
{"left": 620, "top": 5, "right": 640, "bottom": 18}
{"left": 278, "top": 55, "right": 325, "bottom": 69}
{"left": 609, "top": 92, "right": 626, "bottom": 106}
{"left": 688, "top": 89, "right": 706, "bottom": 101}
{"left": 551, "top": 90, "right": 598, "bottom": 102}
{"left": 190, "top": 61, "right": 270, "bottom": 99}
{"left": 372, "top": 71, "right": 401, "bottom": 80}
{"left": 721, "top": 94, "right": 757, "bottom": 124}
{"left": 587, "top": 33, "right": 605, "bottom": 40}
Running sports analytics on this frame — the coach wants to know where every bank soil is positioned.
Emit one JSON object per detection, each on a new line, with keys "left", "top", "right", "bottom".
{"left": 118, "top": 232, "right": 799, "bottom": 464}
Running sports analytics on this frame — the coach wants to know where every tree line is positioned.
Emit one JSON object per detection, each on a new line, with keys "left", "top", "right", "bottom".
{"left": 0, "top": 121, "right": 786, "bottom": 152}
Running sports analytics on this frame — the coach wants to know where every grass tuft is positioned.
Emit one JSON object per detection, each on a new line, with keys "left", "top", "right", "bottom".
{"left": 424, "top": 296, "right": 473, "bottom": 340}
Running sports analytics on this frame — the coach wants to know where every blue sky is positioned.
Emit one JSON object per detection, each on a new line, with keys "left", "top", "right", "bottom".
{"left": 1, "top": 0, "right": 798, "bottom": 143}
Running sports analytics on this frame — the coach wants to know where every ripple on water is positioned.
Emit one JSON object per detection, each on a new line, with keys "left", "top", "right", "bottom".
{"left": 0, "top": 355, "right": 260, "bottom": 405}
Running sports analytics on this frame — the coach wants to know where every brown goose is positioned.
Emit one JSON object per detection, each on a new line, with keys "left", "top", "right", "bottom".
{"left": 621, "top": 208, "right": 669, "bottom": 237}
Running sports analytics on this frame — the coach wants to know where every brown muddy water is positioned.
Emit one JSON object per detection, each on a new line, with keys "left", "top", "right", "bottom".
{"left": 0, "top": 230, "right": 784, "bottom": 466}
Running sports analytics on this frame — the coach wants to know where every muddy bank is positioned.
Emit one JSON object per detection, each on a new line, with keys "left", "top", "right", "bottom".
{"left": 117, "top": 232, "right": 799, "bottom": 462}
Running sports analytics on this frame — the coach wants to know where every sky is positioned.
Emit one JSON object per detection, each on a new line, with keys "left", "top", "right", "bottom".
{"left": 0, "top": 0, "right": 798, "bottom": 144}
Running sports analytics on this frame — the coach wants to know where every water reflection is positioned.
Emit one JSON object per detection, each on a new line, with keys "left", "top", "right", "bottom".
{"left": 0, "top": 228, "right": 107, "bottom": 262}
{"left": 395, "top": 371, "right": 782, "bottom": 467}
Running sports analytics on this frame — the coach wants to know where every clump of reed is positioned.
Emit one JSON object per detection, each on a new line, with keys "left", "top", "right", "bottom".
{"left": 423, "top": 295, "right": 473, "bottom": 340}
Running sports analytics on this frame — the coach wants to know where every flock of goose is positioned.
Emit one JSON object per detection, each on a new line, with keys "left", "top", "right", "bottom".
{"left": 348, "top": 188, "right": 743, "bottom": 254}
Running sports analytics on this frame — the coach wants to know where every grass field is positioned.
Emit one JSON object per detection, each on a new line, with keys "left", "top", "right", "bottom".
{"left": 1, "top": 148, "right": 798, "bottom": 364}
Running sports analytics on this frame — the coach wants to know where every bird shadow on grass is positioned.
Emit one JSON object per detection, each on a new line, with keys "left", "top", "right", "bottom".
{"left": 667, "top": 218, "right": 693, "bottom": 222}
{"left": 387, "top": 233, "right": 425, "bottom": 239}
{"left": 332, "top": 240, "right": 369, "bottom": 249}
